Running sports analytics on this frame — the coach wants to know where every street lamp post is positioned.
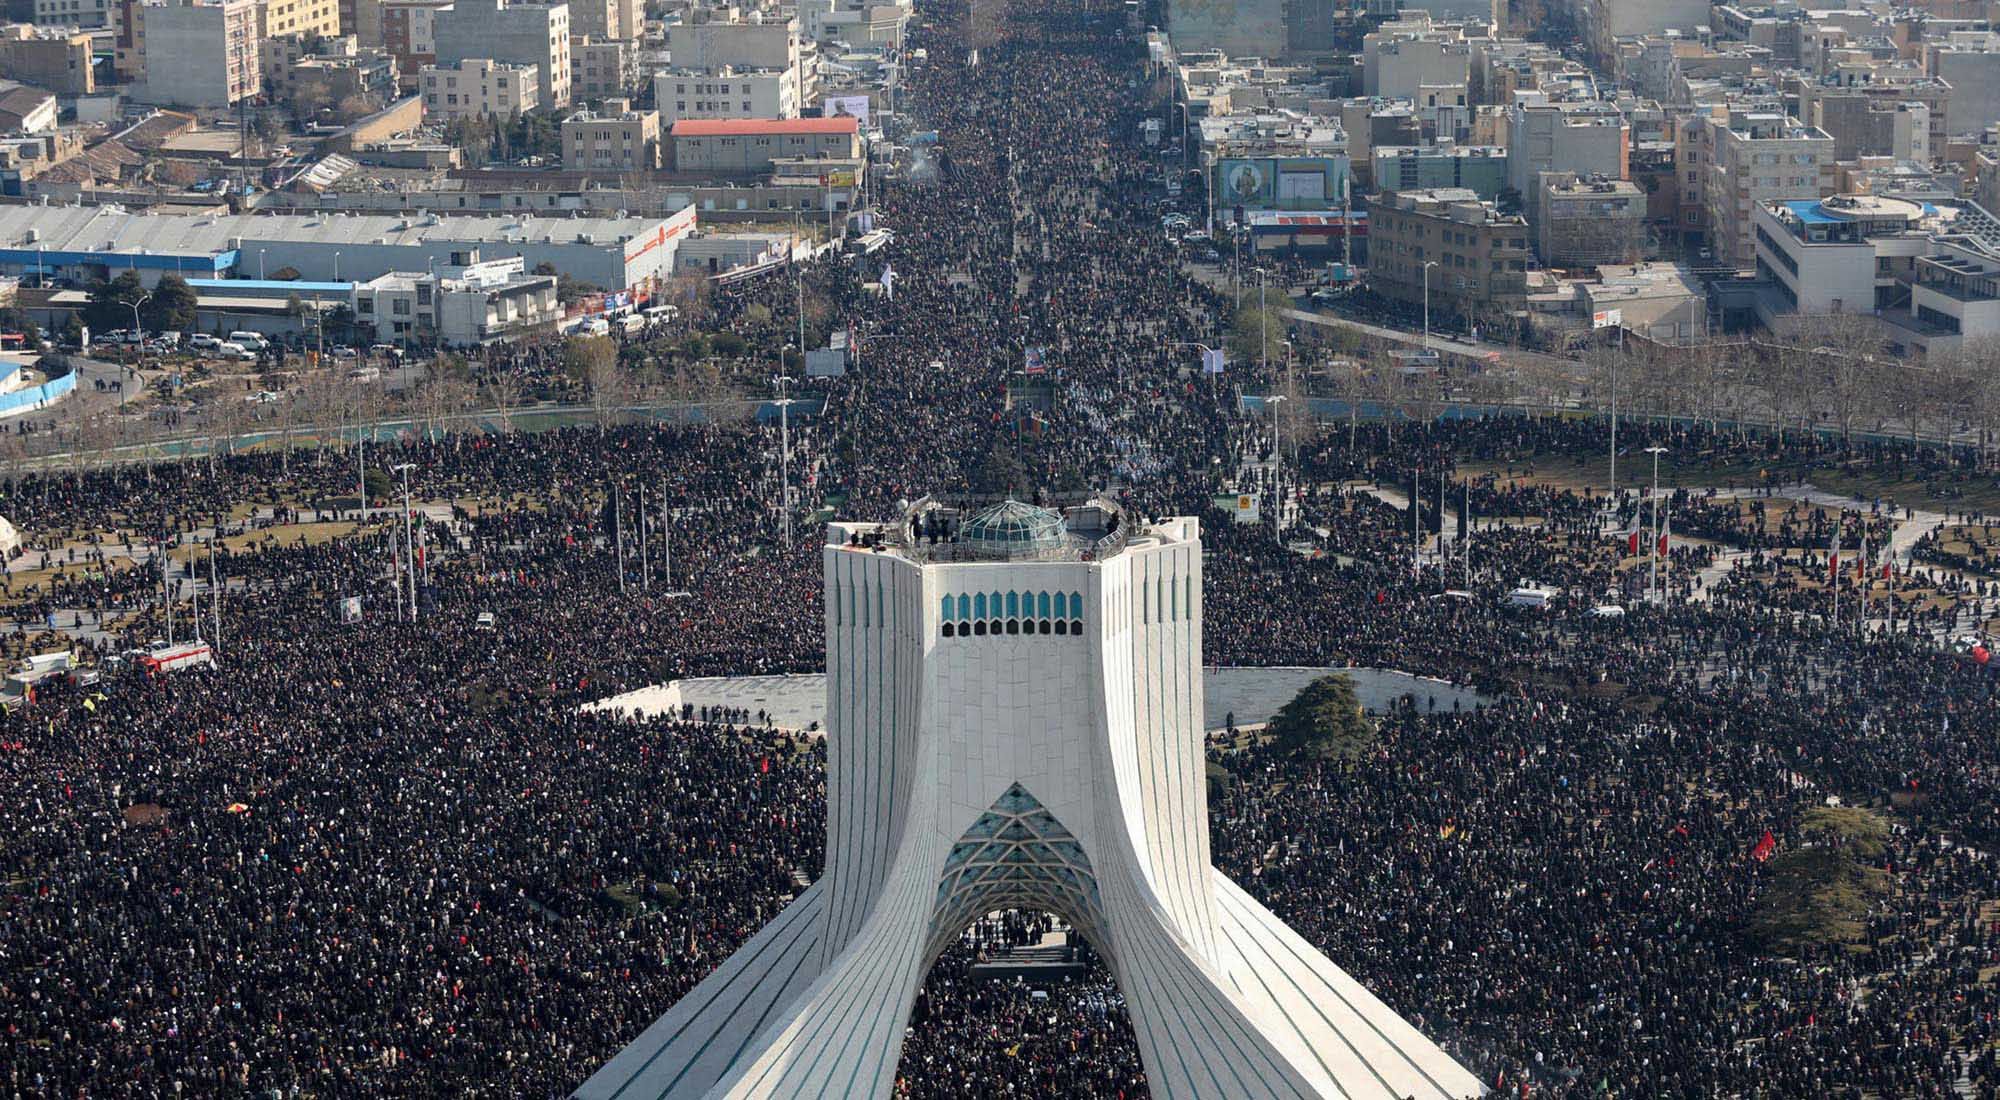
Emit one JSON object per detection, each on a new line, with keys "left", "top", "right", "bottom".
{"left": 1422, "top": 260, "right": 1439, "bottom": 356}
{"left": 773, "top": 375, "right": 797, "bottom": 548}
{"left": 258, "top": 249, "right": 267, "bottom": 281}
{"left": 128, "top": 292, "right": 151, "bottom": 343}
{"left": 333, "top": 251, "right": 341, "bottom": 282}
{"left": 1266, "top": 394, "right": 1287, "bottom": 547}
{"left": 1645, "top": 445, "right": 1668, "bottom": 604}
{"left": 392, "top": 462, "right": 417, "bottom": 621}
{"left": 1256, "top": 267, "right": 1269, "bottom": 374}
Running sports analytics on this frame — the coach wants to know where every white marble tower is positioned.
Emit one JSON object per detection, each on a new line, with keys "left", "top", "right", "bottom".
{"left": 575, "top": 498, "right": 1486, "bottom": 1100}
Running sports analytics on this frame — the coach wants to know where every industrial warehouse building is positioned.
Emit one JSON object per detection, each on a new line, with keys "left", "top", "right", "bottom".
{"left": 0, "top": 203, "right": 696, "bottom": 292}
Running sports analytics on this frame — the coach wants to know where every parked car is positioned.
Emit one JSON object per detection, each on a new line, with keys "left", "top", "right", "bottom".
{"left": 188, "top": 333, "right": 221, "bottom": 352}
{"left": 227, "top": 331, "right": 269, "bottom": 352}
{"left": 330, "top": 345, "right": 358, "bottom": 359}
{"left": 215, "top": 341, "right": 256, "bottom": 362}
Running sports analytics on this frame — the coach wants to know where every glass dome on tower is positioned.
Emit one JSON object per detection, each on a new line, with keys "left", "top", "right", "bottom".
{"left": 958, "top": 500, "right": 1067, "bottom": 555}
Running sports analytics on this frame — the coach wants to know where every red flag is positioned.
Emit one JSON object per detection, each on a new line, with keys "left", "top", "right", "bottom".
{"left": 759, "top": 757, "right": 770, "bottom": 773}
{"left": 1627, "top": 527, "right": 1640, "bottom": 556}
{"left": 1751, "top": 829, "right": 1776, "bottom": 862}
{"left": 1827, "top": 528, "right": 1841, "bottom": 583}
{"left": 1657, "top": 511, "right": 1670, "bottom": 557}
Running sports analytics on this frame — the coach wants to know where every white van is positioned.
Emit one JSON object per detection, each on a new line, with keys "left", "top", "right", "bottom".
{"left": 577, "top": 318, "right": 611, "bottom": 337}
{"left": 616, "top": 314, "right": 648, "bottom": 336}
{"left": 227, "top": 331, "right": 269, "bottom": 352}
{"left": 215, "top": 341, "right": 256, "bottom": 361}
{"left": 642, "top": 304, "right": 679, "bottom": 326}
{"left": 188, "top": 333, "right": 221, "bottom": 351}
{"left": 1504, "top": 585, "right": 1559, "bottom": 609}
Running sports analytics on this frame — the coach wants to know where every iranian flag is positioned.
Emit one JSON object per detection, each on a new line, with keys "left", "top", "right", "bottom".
{"left": 1828, "top": 527, "right": 1841, "bottom": 583}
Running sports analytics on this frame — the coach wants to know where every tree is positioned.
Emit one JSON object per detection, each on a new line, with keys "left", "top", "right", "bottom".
{"left": 1228, "top": 298, "right": 1286, "bottom": 372}
{"left": 1267, "top": 674, "right": 1373, "bottom": 760}
{"left": 974, "top": 442, "right": 1028, "bottom": 496}
{"left": 292, "top": 79, "right": 332, "bottom": 123}
{"left": 83, "top": 271, "right": 147, "bottom": 335}
{"left": 0, "top": 308, "right": 44, "bottom": 350}
{"left": 143, "top": 274, "right": 198, "bottom": 334}
{"left": 335, "top": 93, "right": 379, "bottom": 123}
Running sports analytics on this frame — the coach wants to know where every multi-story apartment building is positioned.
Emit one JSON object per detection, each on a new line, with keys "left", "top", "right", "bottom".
{"left": 1703, "top": 109, "right": 1834, "bottom": 267}
{"left": 1578, "top": 0, "right": 1711, "bottom": 70}
{"left": 1367, "top": 187, "right": 1533, "bottom": 321}
{"left": 561, "top": 98, "right": 659, "bottom": 171}
{"left": 571, "top": 36, "right": 637, "bottom": 98}
{"left": 1370, "top": 144, "right": 1507, "bottom": 199}
{"left": 0, "top": 26, "right": 96, "bottom": 94}
{"left": 653, "top": 66, "right": 801, "bottom": 125}
{"left": 1535, "top": 171, "right": 1647, "bottom": 267}
{"left": 132, "top": 0, "right": 263, "bottom": 107}
{"left": 1799, "top": 76, "right": 1949, "bottom": 160}
{"left": 433, "top": 0, "right": 571, "bottom": 109}
{"left": 378, "top": 0, "right": 450, "bottom": 90}
{"left": 31, "top": 0, "right": 112, "bottom": 28}
{"left": 1924, "top": 32, "right": 2000, "bottom": 139}
{"left": 256, "top": 0, "right": 340, "bottom": 38}
{"left": 1505, "top": 100, "right": 1629, "bottom": 205}
{"left": 420, "top": 57, "right": 541, "bottom": 118}
{"left": 566, "top": 0, "right": 636, "bottom": 42}
{"left": 1362, "top": 14, "right": 1471, "bottom": 99}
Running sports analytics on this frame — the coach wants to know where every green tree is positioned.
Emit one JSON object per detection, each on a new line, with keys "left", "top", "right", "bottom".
{"left": 974, "top": 443, "right": 1028, "bottom": 496}
{"left": 560, "top": 334, "right": 619, "bottom": 383}
{"left": 143, "top": 274, "right": 199, "bottom": 334}
{"left": 1228, "top": 299, "right": 1286, "bottom": 370}
{"left": 1267, "top": 674, "right": 1373, "bottom": 759}
{"left": 0, "top": 308, "right": 43, "bottom": 350}
{"left": 362, "top": 466, "right": 393, "bottom": 506}
{"left": 83, "top": 271, "right": 147, "bottom": 335}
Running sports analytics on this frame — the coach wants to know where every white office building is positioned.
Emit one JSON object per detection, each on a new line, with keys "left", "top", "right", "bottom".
{"left": 576, "top": 499, "right": 1486, "bottom": 1100}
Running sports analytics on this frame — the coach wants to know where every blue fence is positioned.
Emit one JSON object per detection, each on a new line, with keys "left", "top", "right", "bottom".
{"left": 0, "top": 369, "right": 78, "bottom": 415}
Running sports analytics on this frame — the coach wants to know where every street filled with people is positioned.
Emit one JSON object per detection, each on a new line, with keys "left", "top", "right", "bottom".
{"left": 2, "top": 0, "right": 2000, "bottom": 1097}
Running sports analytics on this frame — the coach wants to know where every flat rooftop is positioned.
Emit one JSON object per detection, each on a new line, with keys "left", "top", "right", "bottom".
{"left": 0, "top": 204, "right": 681, "bottom": 259}
{"left": 828, "top": 497, "right": 1169, "bottom": 564}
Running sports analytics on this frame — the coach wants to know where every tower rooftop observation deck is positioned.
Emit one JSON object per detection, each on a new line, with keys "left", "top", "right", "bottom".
{"left": 827, "top": 495, "right": 1147, "bottom": 563}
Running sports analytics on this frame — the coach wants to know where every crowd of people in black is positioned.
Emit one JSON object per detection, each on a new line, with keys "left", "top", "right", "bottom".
{"left": 2, "top": 0, "right": 2000, "bottom": 1097}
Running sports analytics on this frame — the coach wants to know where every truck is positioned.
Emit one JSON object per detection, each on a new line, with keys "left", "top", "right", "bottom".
{"left": 135, "top": 642, "right": 215, "bottom": 675}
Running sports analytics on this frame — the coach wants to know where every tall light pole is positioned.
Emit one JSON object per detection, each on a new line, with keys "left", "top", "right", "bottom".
{"left": 258, "top": 249, "right": 267, "bottom": 281}
{"left": 392, "top": 462, "right": 417, "bottom": 621}
{"left": 128, "top": 292, "right": 151, "bottom": 341}
{"left": 1256, "top": 267, "right": 1269, "bottom": 374}
{"left": 333, "top": 251, "right": 341, "bottom": 283}
{"left": 1422, "top": 260, "right": 1439, "bottom": 356}
{"left": 1266, "top": 394, "right": 1287, "bottom": 547}
{"left": 773, "top": 375, "right": 796, "bottom": 547}
{"left": 1645, "top": 445, "right": 1668, "bottom": 604}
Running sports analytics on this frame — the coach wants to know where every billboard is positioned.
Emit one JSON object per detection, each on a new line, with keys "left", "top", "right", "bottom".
{"left": 1213, "top": 157, "right": 1350, "bottom": 212}
{"left": 823, "top": 95, "right": 871, "bottom": 125}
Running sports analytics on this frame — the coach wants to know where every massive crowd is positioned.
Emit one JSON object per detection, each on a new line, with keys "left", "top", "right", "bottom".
{"left": 2, "top": 0, "right": 1999, "bottom": 1097}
